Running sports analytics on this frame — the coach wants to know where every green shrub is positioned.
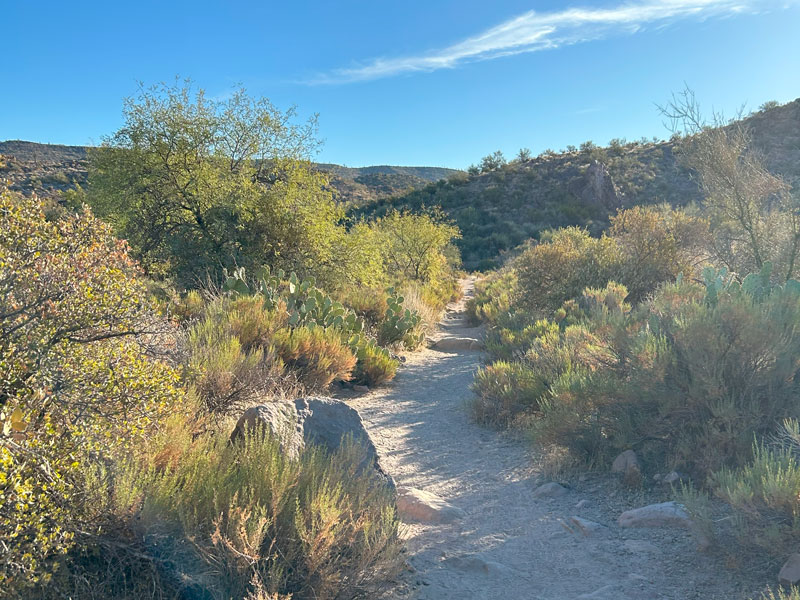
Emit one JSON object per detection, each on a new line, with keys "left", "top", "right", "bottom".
{"left": 514, "top": 227, "right": 622, "bottom": 316}
{"left": 351, "top": 343, "right": 398, "bottom": 387}
{"left": 528, "top": 270, "right": 800, "bottom": 477}
{"left": 273, "top": 326, "right": 357, "bottom": 390}
{"left": 467, "top": 268, "right": 518, "bottom": 326}
{"left": 0, "top": 190, "right": 182, "bottom": 592}
{"left": 713, "top": 421, "right": 800, "bottom": 561}
{"left": 337, "top": 286, "right": 388, "bottom": 326}
{"left": 471, "top": 361, "right": 547, "bottom": 427}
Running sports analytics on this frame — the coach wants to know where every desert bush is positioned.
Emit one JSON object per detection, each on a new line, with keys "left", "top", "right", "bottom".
{"left": 608, "top": 205, "right": 708, "bottom": 302}
{"left": 221, "top": 267, "right": 399, "bottom": 388}
{"left": 471, "top": 361, "right": 547, "bottom": 427}
{"left": 397, "top": 283, "right": 441, "bottom": 338}
{"left": 273, "top": 326, "right": 357, "bottom": 390}
{"left": 514, "top": 227, "right": 622, "bottom": 315}
{"left": 467, "top": 268, "right": 519, "bottom": 326}
{"left": 116, "top": 424, "right": 401, "bottom": 600}
{"left": 170, "top": 289, "right": 206, "bottom": 323}
{"left": 712, "top": 420, "right": 800, "bottom": 561}
{"left": 337, "top": 286, "right": 388, "bottom": 326}
{"left": 351, "top": 343, "right": 398, "bottom": 387}
{"left": 530, "top": 268, "right": 800, "bottom": 477}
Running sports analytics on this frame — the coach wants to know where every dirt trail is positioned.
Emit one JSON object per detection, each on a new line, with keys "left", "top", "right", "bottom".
{"left": 348, "top": 278, "right": 757, "bottom": 600}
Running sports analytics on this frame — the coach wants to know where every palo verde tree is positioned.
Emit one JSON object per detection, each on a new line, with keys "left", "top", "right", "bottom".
{"left": 660, "top": 87, "right": 796, "bottom": 280}
{"left": 367, "top": 209, "right": 460, "bottom": 284}
{"left": 86, "top": 80, "right": 354, "bottom": 287}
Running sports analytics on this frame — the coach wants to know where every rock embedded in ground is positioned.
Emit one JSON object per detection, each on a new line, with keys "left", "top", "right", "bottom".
{"left": 396, "top": 486, "right": 466, "bottom": 524}
{"left": 569, "top": 516, "right": 608, "bottom": 536}
{"left": 443, "top": 554, "right": 518, "bottom": 577}
{"left": 532, "top": 482, "right": 568, "bottom": 498}
{"left": 352, "top": 384, "right": 370, "bottom": 393}
{"left": 618, "top": 501, "right": 691, "bottom": 529}
{"left": 618, "top": 501, "right": 712, "bottom": 550}
{"left": 431, "top": 337, "right": 484, "bottom": 352}
{"left": 779, "top": 554, "right": 800, "bottom": 585}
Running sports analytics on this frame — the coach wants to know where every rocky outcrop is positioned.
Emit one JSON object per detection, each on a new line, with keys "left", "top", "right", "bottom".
{"left": 569, "top": 160, "right": 623, "bottom": 210}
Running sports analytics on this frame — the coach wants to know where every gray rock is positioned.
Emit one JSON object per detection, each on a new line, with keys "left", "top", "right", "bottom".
{"left": 352, "top": 384, "right": 370, "bottom": 393}
{"left": 568, "top": 516, "right": 608, "bottom": 536}
{"left": 443, "top": 554, "right": 518, "bottom": 577}
{"left": 231, "top": 397, "right": 392, "bottom": 485}
{"left": 619, "top": 501, "right": 712, "bottom": 550}
{"left": 662, "top": 471, "right": 687, "bottom": 485}
{"left": 532, "top": 482, "right": 568, "bottom": 498}
{"left": 618, "top": 501, "right": 691, "bottom": 529}
{"left": 575, "top": 499, "right": 590, "bottom": 509}
{"left": 569, "top": 160, "right": 623, "bottom": 210}
{"left": 576, "top": 584, "right": 622, "bottom": 599}
{"left": 396, "top": 487, "right": 465, "bottom": 523}
{"left": 229, "top": 402, "right": 304, "bottom": 458}
{"left": 779, "top": 553, "right": 800, "bottom": 585}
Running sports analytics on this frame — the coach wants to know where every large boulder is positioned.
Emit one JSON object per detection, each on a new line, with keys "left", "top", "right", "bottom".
{"left": 230, "top": 402, "right": 305, "bottom": 458}
{"left": 231, "top": 397, "right": 392, "bottom": 486}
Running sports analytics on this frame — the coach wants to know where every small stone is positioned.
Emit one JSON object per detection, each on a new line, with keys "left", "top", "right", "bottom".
{"left": 628, "top": 573, "right": 649, "bottom": 583}
{"left": 569, "top": 516, "right": 607, "bottom": 536}
{"left": 779, "top": 553, "right": 800, "bottom": 586}
{"left": 575, "top": 499, "right": 590, "bottom": 509}
{"left": 532, "top": 482, "right": 568, "bottom": 499}
{"left": 396, "top": 487, "right": 465, "bottom": 524}
{"left": 662, "top": 471, "right": 686, "bottom": 485}
{"left": 352, "top": 384, "right": 370, "bottom": 393}
{"left": 653, "top": 473, "right": 662, "bottom": 482}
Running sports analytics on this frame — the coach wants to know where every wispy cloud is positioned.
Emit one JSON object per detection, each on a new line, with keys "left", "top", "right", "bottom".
{"left": 307, "top": 0, "right": 782, "bottom": 84}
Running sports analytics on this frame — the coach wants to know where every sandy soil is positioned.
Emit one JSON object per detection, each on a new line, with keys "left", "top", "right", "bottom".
{"left": 347, "top": 278, "right": 765, "bottom": 600}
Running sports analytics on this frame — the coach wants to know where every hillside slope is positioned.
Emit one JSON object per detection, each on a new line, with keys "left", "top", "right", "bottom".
{"left": 353, "top": 99, "right": 800, "bottom": 270}
{"left": 0, "top": 140, "right": 460, "bottom": 205}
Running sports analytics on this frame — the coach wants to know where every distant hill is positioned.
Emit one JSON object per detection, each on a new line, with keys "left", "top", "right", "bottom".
{"left": 352, "top": 99, "right": 800, "bottom": 270}
{"left": 0, "top": 140, "right": 460, "bottom": 205}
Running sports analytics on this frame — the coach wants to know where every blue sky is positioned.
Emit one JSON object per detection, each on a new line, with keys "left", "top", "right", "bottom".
{"left": 2, "top": 0, "right": 799, "bottom": 168}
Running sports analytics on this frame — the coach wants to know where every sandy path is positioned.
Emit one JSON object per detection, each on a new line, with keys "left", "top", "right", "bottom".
{"left": 347, "top": 278, "right": 758, "bottom": 600}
